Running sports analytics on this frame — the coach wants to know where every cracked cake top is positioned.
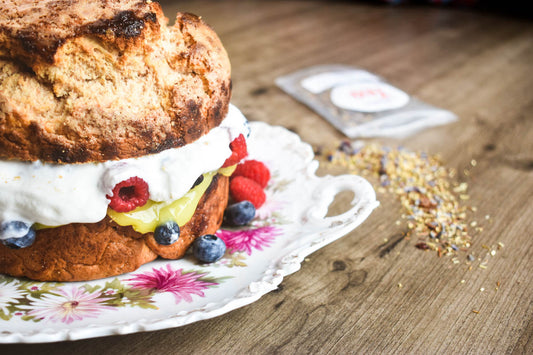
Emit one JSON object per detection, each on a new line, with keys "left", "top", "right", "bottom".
{"left": 0, "top": 0, "right": 231, "bottom": 163}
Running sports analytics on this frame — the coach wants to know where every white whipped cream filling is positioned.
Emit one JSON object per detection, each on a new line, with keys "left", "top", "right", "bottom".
{"left": 0, "top": 104, "right": 248, "bottom": 235}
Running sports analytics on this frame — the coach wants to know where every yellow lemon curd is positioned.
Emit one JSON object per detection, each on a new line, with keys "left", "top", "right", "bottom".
{"left": 107, "top": 166, "right": 235, "bottom": 233}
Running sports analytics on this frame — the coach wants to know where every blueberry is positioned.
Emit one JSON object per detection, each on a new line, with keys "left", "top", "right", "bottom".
{"left": 154, "top": 221, "right": 180, "bottom": 245}
{"left": 224, "top": 201, "right": 256, "bottom": 226}
{"left": 1, "top": 221, "right": 36, "bottom": 249}
{"left": 244, "top": 120, "right": 251, "bottom": 138}
{"left": 191, "top": 175, "right": 204, "bottom": 189}
{"left": 193, "top": 234, "right": 226, "bottom": 263}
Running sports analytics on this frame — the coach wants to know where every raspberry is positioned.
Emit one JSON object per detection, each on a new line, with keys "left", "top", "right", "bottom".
{"left": 230, "top": 176, "right": 266, "bottom": 208}
{"left": 222, "top": 134, "right": 248, "bottom": 167}
{"left": 233, "top": 160, "right": 270, "bottom": 188}
{"left": 107, "top": 177, "right": 150, "bottom": 212}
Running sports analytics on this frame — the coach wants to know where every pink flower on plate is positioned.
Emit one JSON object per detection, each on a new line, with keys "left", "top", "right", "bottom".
{"left": 217, "top": 226, "right": 282, "bottom": 255}
{"left": 26, "top": 286, "right": 114, "bottom": 324}
{"left": 126, "top": 264, "right": 217, "bottom": 304}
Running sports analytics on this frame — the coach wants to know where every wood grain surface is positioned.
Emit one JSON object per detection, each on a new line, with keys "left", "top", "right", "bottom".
{"left": 2, "top": 1, "right": 532, "bottom": 353}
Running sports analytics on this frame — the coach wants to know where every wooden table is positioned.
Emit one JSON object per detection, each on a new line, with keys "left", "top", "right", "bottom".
{"left": 3, "top": 1, "right": 532, "bottom": 353}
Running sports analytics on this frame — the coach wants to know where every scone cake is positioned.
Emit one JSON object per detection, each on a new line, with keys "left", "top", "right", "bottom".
{"left": 0, "top": 0, "right": 250, "bottom": 281}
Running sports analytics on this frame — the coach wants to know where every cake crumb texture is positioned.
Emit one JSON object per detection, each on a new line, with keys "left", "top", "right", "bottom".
{"left": 0, "top": 0, "right": 231, "bottom": 163}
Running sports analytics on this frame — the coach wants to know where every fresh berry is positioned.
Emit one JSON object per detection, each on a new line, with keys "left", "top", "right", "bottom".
{"left": 233, "top": 160, "right": 270, "bottom": 188}
{"left": 191, "top": 175, "right": 204, "bottom": 189}
{"left": 222, "top": 134, "right": 248, "bottom": 167}
{"left": 154, "top": 221, "right": 180, "bottom": 245}
{"left": 224, "top": 201, "right": 256, "bottom": 226}
{"left": 229, "top": 176, "right": 266, "bottom": 208}
{"left": 193, "top": 234, "right": 226, "bottom": 263}
{"left": 244, "top": 120, "right": 251, "bottom": 138}
{"left": 107, "top": 177, "right": 149, "bottom": 212}
{"left": 1, "top": 221, "right": 36, "bottom": 249}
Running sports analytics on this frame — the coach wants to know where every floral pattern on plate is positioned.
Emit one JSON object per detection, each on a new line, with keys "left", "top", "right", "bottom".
{"left": 0, "top": 268, "right": 222, "bottom": 323}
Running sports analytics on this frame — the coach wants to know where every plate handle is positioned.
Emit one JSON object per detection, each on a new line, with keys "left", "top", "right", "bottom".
{"left": 279, "top": 174, "right": 378, "bottom": 273}
{"left": 305, "top": 174, "right": 378, "bottom": 229}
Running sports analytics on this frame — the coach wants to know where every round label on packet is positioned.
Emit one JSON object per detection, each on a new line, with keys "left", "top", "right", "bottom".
{"left": 330, "top": 82, "right": 409, "bottom": 112}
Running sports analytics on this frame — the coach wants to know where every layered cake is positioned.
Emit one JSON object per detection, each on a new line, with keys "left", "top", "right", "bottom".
{"left": 0, "top": 0, "right": 250, "bottom": 281}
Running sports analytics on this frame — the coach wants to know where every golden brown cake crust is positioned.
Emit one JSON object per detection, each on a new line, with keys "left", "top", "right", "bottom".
{"left": 0, "top": 1, "right": 231, "bottom": 163}
{"left": 0, "top": 0, "right": 161, "bottom": 65}
{"left": 0, "top": 174, "right": 229, "bottom": 282}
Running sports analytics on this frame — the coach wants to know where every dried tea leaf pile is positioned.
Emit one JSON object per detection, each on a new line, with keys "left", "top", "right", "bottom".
{"left": 321, "top": 141, "right": 493, "bottom": 262}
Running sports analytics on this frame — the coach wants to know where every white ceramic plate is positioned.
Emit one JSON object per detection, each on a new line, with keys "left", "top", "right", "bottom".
{"left": 0, "top": 122, "right": 378, "bottom": 343}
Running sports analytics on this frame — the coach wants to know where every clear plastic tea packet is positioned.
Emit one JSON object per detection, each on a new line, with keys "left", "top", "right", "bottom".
{"left": 275, "top": 65, "right": 456, "bottom": 138}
